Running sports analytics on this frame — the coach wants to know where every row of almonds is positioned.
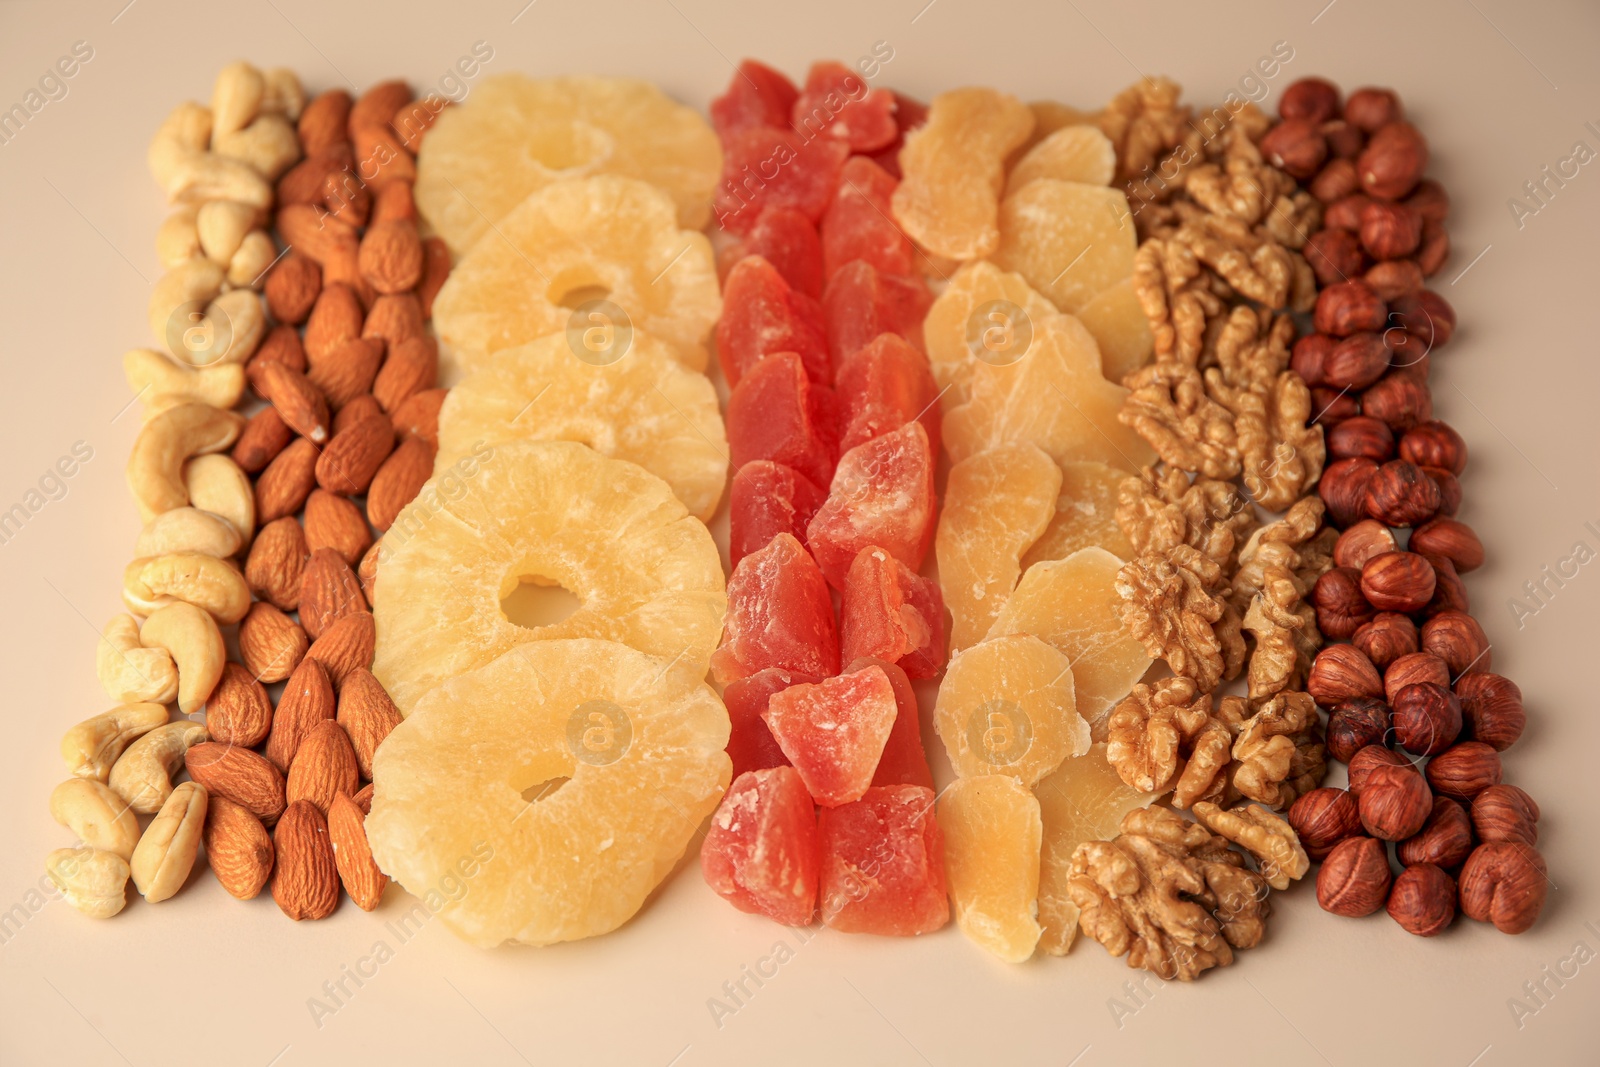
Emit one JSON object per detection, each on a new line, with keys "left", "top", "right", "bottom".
{"left": 48, "top": 61, "right": 451, "bottom": 920}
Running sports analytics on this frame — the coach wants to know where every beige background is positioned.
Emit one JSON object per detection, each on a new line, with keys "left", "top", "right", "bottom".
{"left": 2, "top": 0, "right": 1598, "bottom": 1063}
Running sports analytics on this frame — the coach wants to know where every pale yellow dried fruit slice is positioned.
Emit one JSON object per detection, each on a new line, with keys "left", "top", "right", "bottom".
{"left": 1012, "top": 101, "right": 1103, "bottom": 162}
{"left": 984, "top": 548, "right": 1152, "bottom": 740}
{"left": 923, "top": 260, "right": 1060, "bottom": 412}
{"left": 372, "top": 440, "right": 725, "bottom": 714}
{"left": 939, "top": 775, "right": 1043, "bottom": 963}
{"left": 942, "top": 310, "right": 1157, "bottom": 472}
{"left": 1020, "top": 461, "right": 1134, "bottom": 570}
{"left": 936, "top": 444, "right": 1061, "bottom": 653}
{"left": 416, "top": 74, "right": 721, "bottom": 256}
{"left": 934, "top": 633, "right": 1088, "bottom": 786}
{"left": 437, "top": 330, "right": 728, "bottom": 521}
{"left": 891, "top": 87, "right": 1034, "bottom": 260}
{"left": 1004, "top": 125, "right": 1116, "bottom": 196}
{"left": 992, "top": 179, "right": 1138, "bottom": 314}
{"left": 1073, "top": 276, "right": 1153, "bottom": 384}
{"left": 367, "top": 638, "right": 731, "bottom": 947}
{"left": 1034, "top": 744, "right": 1162, "bottom": 955}
{"left": 431, "top": 175, "right": 720, "bottom": 382}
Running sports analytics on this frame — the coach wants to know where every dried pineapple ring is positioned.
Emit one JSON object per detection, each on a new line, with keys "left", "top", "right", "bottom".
{"left": 431, "top": 175, "right": 720, "bottom": 382}
{"left": 367, "top": 638, "right": 731, "bottom": 947}
{"left": 437, "top": 330, "right": 728, "bottom": 521}
{"left": 372, "top": 440, "right": 725, "bottom": 714}
{"left": 416, "top": 74, "right": 721, "bottom": 256}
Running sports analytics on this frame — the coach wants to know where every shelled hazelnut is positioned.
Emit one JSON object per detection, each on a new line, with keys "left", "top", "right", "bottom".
{"left": 1363, "top": 460, "right": 1441, "bottom": 527}
{"left": 1410, "top": 517, "right": 1484, "bottom": 572}
{"left": 1327, "top": 417, "right": 1396, "bottom": 463}
{"left": 1353, "top": 612, "right": 1419, "bottom": 670}
{"left": 1361, "top": 551, "right": 1437, "bottom": 613}
{"left": 1313, "top": 568, "right": 1375, "bottom": 639}
{"left": 1365, "top": 259, "right": 1425, "bottom": 301}
{"left": 1360, "top": 201, "right": 1423, "bottom": 260}
{"left": 1281, "top": 77, "right": 1342, "bottom": 124}
{"left": 1421, "top": 610, "right": 1491, "bottom": 674}
{"left": 1421, "top": 553, "right": 1471, "bottom": 616}
{"left": 1421, "top": 467, "right": 1462, "bottom": 517}
{"left": 1326, "top": 697, "right": 1392, "bottom": 764}
{"left": 1334, "top": 520, "right": 1399, "bottom": 570}
{"left": 1406, "top": 180, "right": 1450, "bottom": 225}
{"left": 1358, "top": 122, "right": 1429, "bottom": 200}
{"left": 1392, "top": 681, "right": 1463, "bottom": 756}
{"left": 1259, "top": 118, "right": 1328, "bottom": 179}
{"left": 1387, "top": 863, "right": 1457, "bottom": 937}
{"left": 1471, "top": 784, "right": 1539, "bottom": 846}
{"left": 1325, "top": 333, "right": 1393, "bottom": 391}
{"left": 1385, "top": 652, "right": 1452, "bottom": 703}
{"left": 1317, "top": 835, "right": 1393, "bottom": 917}
{"left": 1289, "top": 788, "right": 1364, "bottom": 861}
{"left": 1347, "top": 745, "right": 1411, "bottom": 796}
{"left": 1459, "top": 842, "right": 1547, "bottom": 934}
{"left": 1398, "top": 421, "right": 1468, "bottom": 475}
{"left": 1291, "top": 333, "right": 1335, "bottom": 385}
{"left": 1359, "top": 763, "right": 1433, "bottom": 840}
{"left": 1390, "top": 290, "right": 1456, "bottom": 347}
{"left": 1314, "top": 280, "right": 1388, "bottom": 336}
{"left": 1311, "top": 388, "right": 1362, "bottom": 427}
{"left": 1324, "top": 193, "right": 1371, "bottom": 231}
{"left": 1456, "top": 674, "right": 1525, "bottom": 751}
{"left": 1362, "top": 369, "right": 1434, "bottom": 431}
{"left": 1309, "top": 643, "right": 1384, "bottom": 705}
{"left": 1425, "top": 742, "right": 1503, "bottom": 801}
{"left": 1345, "top": 87, "right": 1403, "bottom": 132}
{"left": 1397, "top": 797, "right": 1475, "bottom": 868}
{"left": 1319, "top": 457, "right": 1381, "bottom": 527}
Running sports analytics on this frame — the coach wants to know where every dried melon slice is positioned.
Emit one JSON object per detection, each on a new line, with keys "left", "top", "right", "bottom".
{"left": 939, "top": 774, "right": 1044, "bottom": 963}
{"left": 1003, "top": 125, "right": 1115, "bottom": 196}
{"left": 934, "top": 633, "right": 1088, "bottom": 786}
{"left": 1020, "top": 460, "right": 1135, "bottom": 570}
{"left": 1074, "top": 276, "right": 1153, "bottom": 385}
{"left": 923, "top": 260, "right": 1059, "bottom": 411}
{"left": 992, "top": 179, "right": 1137, "bottom": 314}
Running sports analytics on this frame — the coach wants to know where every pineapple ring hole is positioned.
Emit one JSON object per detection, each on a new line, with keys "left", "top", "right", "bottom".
{"left": 500, "top": 572, "right": 582, "bottom": 630}
{"left": 547, "top": 267, "right": 612, "bottom": 311}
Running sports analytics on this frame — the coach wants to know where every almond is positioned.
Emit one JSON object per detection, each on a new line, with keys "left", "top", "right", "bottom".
{"left": 328, "top": 791, "right": 387, "bottom": 910}
{"left": 264, "top": 253, "right": 322, "bottom": 324}
{"left": 367, "top": 437, "right": 436, "bottom": 532}
{"left": 306, "top": 610, "right": 376, "bottom": 690}
{"left": 255, "top": 360, "right": 330, "bottom": 443}
{"left": 254, "top": 438, "right": 320, "bottom": 524}
{"left": 352, "top": 782, "right": 374, "bottom": 814}
{"left": 299, "top": 547, "right": 369, "bottom": 640}
{"left": 318, "top": 160, "right": 371, "bottom": 228}
{"left": 246, "top": 324, "right": 307, "bottom": 396}
{"left": 266, "top": 657, "right": 336, "bottom": 770}
{"left": 271, "top": 799, "right": 340, "bottom": 920}
{"left": 391, "top": 388, "right": 446, "bottom": 446}
{"left": 303, "top": 489, "right": 373, "bottom": 565}
{"left": 315, "top": 415, "right": 394, "bottom": 496}
{"left": 307, "top": 337, "right": 383, "bottom": 409}
{"left": 232, "top": 407, "right": 293, "bottom": 474}
{"left": 337, "top": 668, "right": 403, "bottom": 779}
{"left": 321, "top": 236, "right": 376, "bottom": 310}
{"left": 205, "top": 662, "right": 274, "bottom": 747}
{"left": 204, "top": 795, "right": 274, "bottom": 899}
{"left": 362, "top": 292, "right": 424, "bottom": 347}
{"left": 417, "top": 236, "right": 451, "bottom": 320}
{"left": 277, "top": 202, "right": 358, "bottom": 266}
{"left": 358, "top": 220, "right": 424, "bottom": 294}
{"left": 238, "top": 601, "right": 308, "bottom": 683}
{"left": 370, "top": 180, "right": 417, "bottom": 225}
{"left": 352, "top": 121, "right": 415, "bottom": 190}
{"left": 298, "top": 89, "right": 353, "bottom": 156}
{"left": 392, "top": 98, "right": 448, "bottom": 154}
{"left": 303, "top": 283, "right": 365, "bottom": 363}
{"left": 286, "top": 720, "right": 359, "bottom": 814}
{"left": 186, "top": 743, "right": 287, "bottom": 824}
{"left": 244, "top": 515, "right": 308, "bottom": 610}
{"left": 357, "top": 538, "right": 383, "bottom": 602}
{"left": 276, "top": 151, "right": 347, "bottom": 205}
{"left": 349, "top": 81, "right": 413, "bottom": 137}
{"left": 333, "top": 394, "right": 384, "bottom": 435}
{"left": 373, "top": 336, "right": 437, "bottom": 413}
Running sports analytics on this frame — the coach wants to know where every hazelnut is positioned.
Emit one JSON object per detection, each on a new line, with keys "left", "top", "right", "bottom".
{"left": 1326, "top": 697, "right": 1392, "bottom": 763}
{"left": 1358, "top": 121, "right": 1429, "bottom": 200}
{"left": 1421, "top": 610, "right": 1491, "bottom": 674}
{"left": 1363, "top": 460, "right": 1441, "bottom": 527}
{"left": 1362, "top": 369, "right": 1434, "bottom": 431}
{"left": 1422, "top": 467, "right": 1462, "bottom": 517}
{"left": 1365, "top": 259, "right": 1425, "bottom": 302}
{"left": 1353, "top": 612, "right": 1419, "bottom": 670}
{"left": 1288, "top": 788, "right": 1362, "bottom": 861}
{"left": 1459, "top": 842, "right": 1548, "bottom": 934}
{"left": 1398, "top": 421, "right": 1467, "bottom": 475}
{"left": 1321, "top": 118, "right": 1366, "bottom": 160}
{"left": 1387, "top": 863, "right": 1457, "bottom": 936}
{"left": 1344, "top": 87, "right": 1403, "bottom": 132}
{"left": 1390, "top": 289, "right": 1457, "bottom": 347}
{"left": 1392, "top": 681, "right": 1463, "bottom": 756}
{"left": 1317, "top": 835, "right": 1393, "bottom": 917}
{"left": 1409, "top": 517, "right": 1484, "bottom": 572}
{"left": 1426, "top": 741, "right": 1503, "bottom": 801}
{"left": 1304, "top": 228, "right": 1367, "bottom": 288}
{"left": 1324, "top": 193, "right": 1372, "bottom": 232}
{"left": 1359, "top": 763, "right": 1433, "bottom": 840}
{"left": 1421, "top": 552, "right": 1471, "bottom": 616}
{"left": 1361, "top": 551, "right": 1437, "bottom": 613}
{"left": 1385, "top": 652, "right": 1452, "bottom": 703}
{"left": 1308, "top": 643, "right": 1384, "bottom": 705}
{"left": 1334, "top": 520, "right": 1399, "bottom": 570}
{"left": 1347, "top": 745, "right": 1410, "bottom": 795}
{"left": 1470, "top": 784, "right": 1539, "bottom": 846}
{"left": 1359, "top": 201, "right": 1423, "bottom": 260}
{"left": 1324, "top": 332, "right": 1393, "bottom": 391}
{"left": 1311, "top": 387, "right": 1362, "bottom": 427}
{"left": 1318, "top": 457, "right": 1380, "bottom": 527}
{"left": 1309, "top": 158, "right": 1359, "bottom": 203}
{"left": 1314, "top": 280, "right": 1388, "bottom": 336}
{"left": 1405, "top": 179, "right": 1450, "bottom": 224}
{"left": 1290, "top": 332, "right": 1335, "bottom": 386}
{"left": 1260, "top": 118, "right": 1328, "bottom": 180}
{"left": 1312, "top": 567, "right": 1375, "bottom": 639}
{"left": 1418, "top": 221, "right": 1450, "bottom": 277}
{"left": 1327, "top": 416, "right": 1396, "bottom": 463}
{"left": 1456, "top": 673, "right": 1525, "bottom": 751}
{"left": 1397, "top": 796, "right": 1475, "bottom": 868}
{"left": 1280, "top": 77, "right": 1342, "bottom": 124}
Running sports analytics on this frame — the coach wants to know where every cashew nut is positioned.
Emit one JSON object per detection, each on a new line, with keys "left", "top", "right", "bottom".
{"left": 156, "top": 206, "right": 201, "bottom": 267}
{"left": 124, "top": 553, "right": 251, "bottom": 624}
{"left": 95, "top": 616, "right": 180, "bottom": 705}
{"left": 197, "top": 200, "right": 259, "bottom": 264}
{"left": 260, "top": 68, "right": 306, "bottom": 121}
{"left": 50, "top": 779, "right": 141, "bottom": 860}
{"left": 107, "top": 720, "right": 207, "bottom": 814}
{"left": 135, "top": 507, "right": 241, "bottom": 559}
{"left": 126, "top": 401, "right": 244, "bottom": 521}
{"left": 131, "top": 781, "right": 208, "bottom": 902}
{"left": 183, "top": 453, "right": 254, "bottom": 549}
{"left": 149, "top": 260, "right": 265, "bottom": 367}
{"left": 213, "top": 113, "right": 302, "bottom": 181}
{"left": 227, "top": 231, "right": 278, "bottom": 289}
{"left": 139, "top": 602, "right": 226, "bottom": 714}
{"left": 61, "top": 703, "right": 169, "bottom": 781}
{"left": 124, "top": 347, "right": 245, "bottom": 419}
{"left": 210, "top": 61, "right": 263, "bottom": 140}
{"left": 45, "top": 848, "right": 131, "bottom": 919}
{"left": 148, "top": 102, "right": 271, "bottom": 209}
{"left": 147, "top": 102, "right": 212, "bottom": 187}
{"left": 148, "top": 256, "right": 223, "bottom": 343}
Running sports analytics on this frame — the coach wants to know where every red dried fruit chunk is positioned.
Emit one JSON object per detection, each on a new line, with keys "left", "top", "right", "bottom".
{"left": 763, "top": 666, "right": 899, "bottom": 806}
{"left": 701, "top": 766, "right": 819, "bottom": 926}
{"left": 714, "top": 126, "right": 851, "bottom": 235}
{"left": 711, "top": 532, "right": 841, "bottom": 686}
{"left": 866, "top": 93, "right": 930, "bottom": 180}
{"left": 710, "top": 60, "right": 800, "bottom": 142}
{"left": 846, "top": 657, "right": 934, "bottom": 790}
{"left": 791, "top": 61, "right": 898, "bottom": 154}
{"left": 840, "top": 546, "right": 947, "bottom": 680}
{"left": 723, "top": 667, "right": 819, "bottom": 779}
{"left": 821, "top": 259, "right": 933, "bottom": 364}
{"left": 818, "top": 784, "right": 948, "bottom": 935}
{"left": 833, "top": 331, "right": 940, "bottom": 455}
{"left": 722, "top": 206, "right": 824, "bottom": 299}
{"left": 806, "top": 421, "right": 937, "bottom": 589}
{"left": 727, "top": 352, "right": 839, "bottom": 492}
{"left": 822, "top": 156, "right": 915, "bottom": 279}
{"left": 729, "top": 461, "right": 827, "bottom": 567}
{"left": 716, "top": 255, "right": 832, "bottom": 387}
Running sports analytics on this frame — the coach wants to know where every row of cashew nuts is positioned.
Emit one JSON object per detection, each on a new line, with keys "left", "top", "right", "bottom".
{"left": 49, "top": 62, "right": 304, "bottom": 916}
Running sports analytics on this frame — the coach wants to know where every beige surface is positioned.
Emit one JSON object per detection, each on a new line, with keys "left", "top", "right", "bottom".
{"left": 3, "top": 0, "right": 1598, "bottom": 1063}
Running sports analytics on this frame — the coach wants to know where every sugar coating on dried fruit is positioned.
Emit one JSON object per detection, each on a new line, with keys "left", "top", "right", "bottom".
{"left": 939, "top": 774, "right": 1043, "bottom": 963}
{"left": 821, "top": 259, "right": 933, "bottom": 365}
{"left": 718, "top": 254, "right": 832, "bottom": 387}
{"left": 723, "top": 667, "right": 814, "bottom": 780}
{"left": 935, "top": 633, "right": 1088, "bottom": 785}
{"left": 833, "top": 332, "right": 940, "bottom": 456}
{"left": 728, "top": 461, "right": 826, "bottom": 568}
{"left": 436, "top": 330, "right": 728, "bottom": 521}
{"left": 846, "top": 657, "right": 934, "bottom": 790}
{"left": 1004, "top": 125, "right": 1116, "bottom": 196}
{"left": 701, "top": 766, "right": 819, "bottom": 926}
{"left": 1073, "top": 277, "right": 1153, "bottom": 385}
{"left": 806, "top": 421, "right": 936, "bottom": 589}
{"left": 711, "top": 532, "right": 839, "bottom": 687}
{"left": 822, "top": 155, "right": 916, "bottom": 278}
{"left": 891, "top": 87, "right": 1035, "bottom": 260}
{"left": 727, "top": 351, "right": 838, "bottom": 492}
{"left": 818, "top": 784, "right": 948, "bottom": 935}
{"left": 923, "top": 261, "right": 1060, "bottom": 409}
{"left": 993, "top": 180, "right": 1137, "bottom": 315}
{"left": 840, "top": 547, "right": 947, "bottom": 681}
{"left": 366, "top": 639, "right": 730, "bottom": 947}
{"left": 371, "top": 441, "right": 725, "bottom": 714}
{"left": 1021, "top": 461, "right": 1135, "bottom": 570}
{"left": 763, "top": 666, "right": 899, "bottom": 807}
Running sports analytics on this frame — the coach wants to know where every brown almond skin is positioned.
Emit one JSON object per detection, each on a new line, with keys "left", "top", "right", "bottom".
{"left": 372, "top": 336, "right": 438, "bottom": 413}
{"left": 285, "top": 720, "right": 360, "bottom": 814}
{"left": 255, "top": 361, "right": 330, "bottom": 444}
{"left": 308, "top": 337, "right": 384, "bottom": 410}
{"left": 328, "top": 791, "right": 387, "bottom": 910}
{"left": 272, "top": 800, "right": 340, "bottom": 921}
{"left": 370, "top": 180, "right": 417, "bottom": 225}
{"left": 338, "top": 668, "right": 404, "bottom": 779}
{"left": 255, "top": 439, "right": 321, "bottom": 524}
{"left": 185, "top": 743, "right": 287, "bottom": 825}
{"left": 349, "top": 80, "right": 413, "bottom": 136}
{"left": 203, "top": 795, "right": 274, "bottom": 900}
{"left": 417, "top": 236, "right": 451, "bottom": 318}
{"left": 238, "top": 601, "right": 308, "bottom": 683}
{"left": 304, "top": 283, "right": 365, "bottom": 364}
{"left": 277, "top": 203, "right": 358, "bottom": 266}
{"left": 357, "top": 538, "right": 384, "bottom": 603}
{"left": 205, "top": 663, "right": 274, "bottom": 748}
{"left": 391, "top": 388, "right": 446, "bottom": 446}
{"left": 359, "top": 219, "right": 425, "bottom": 294}
{"left": 266, "top": 658, "right": 336, "bottom": 772}
{"left": 367, "top": 437, "right": 436, "bottom": 532}
{"left": 362, "top": 292, "right": 425, "bottom": 347}
{"left": 303, "top": 489, "right": 373, "bottom": 566}
{"left": 265, "top": 253, "right": 322, "bottom": 324}
{"left": 306, "top": 611, "right": 376, "bottom": 691}
{"left": 299, "top": 548, "right": 369, "bottom": 640}
{"left": 245, "top": 516, "right": 309, "bottom": 611}
{"left": 233, "top": 407, "right": 294, "bottom": 474}
{"left": 333, "top": 394, "right": 385, "bottom": 436}
{"left": 298, "top": 89, "right": 353, "bottom": 155}
{"left": 315, "top": 415, "right": 395, "bottom": 496}
{"left": 352, "top": 782, "right": 374, "bottom": 815}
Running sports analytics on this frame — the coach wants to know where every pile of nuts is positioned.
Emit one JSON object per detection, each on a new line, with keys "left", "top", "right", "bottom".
{"left": 1265, "top": 79, "right": 1548, "bottom": 938}
{"left": 47, "top": 61, "right": 452, "bottom": 921}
